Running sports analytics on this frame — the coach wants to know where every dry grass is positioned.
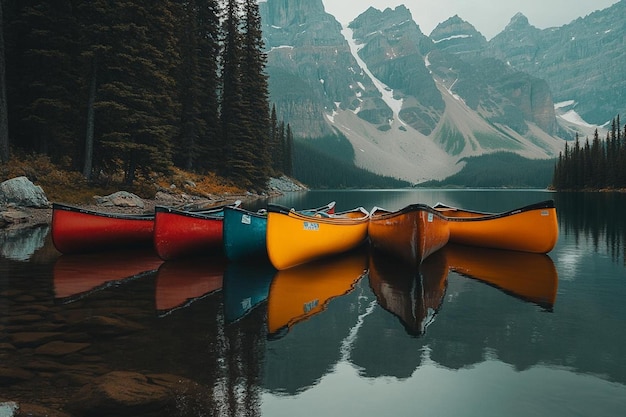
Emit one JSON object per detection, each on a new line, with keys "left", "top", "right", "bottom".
{"left": 0, "top": 154, "right": 246, "bottom": 204}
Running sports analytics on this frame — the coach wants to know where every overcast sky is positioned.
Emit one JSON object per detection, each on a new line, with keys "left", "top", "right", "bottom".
{"left": 322, "top": 0, "right": 618, "bottom": 40}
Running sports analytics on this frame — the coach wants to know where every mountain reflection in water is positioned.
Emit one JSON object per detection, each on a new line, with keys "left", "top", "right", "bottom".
{"left": 2, "top": 189, "right": 626, "bottom": 417}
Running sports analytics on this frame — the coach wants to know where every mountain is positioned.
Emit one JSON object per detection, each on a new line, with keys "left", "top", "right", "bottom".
{"left": 486, "top": 2, "right": 626, "bottom": 126}
{"left": 260, "top": 0, "right": 620, "bottom": 185}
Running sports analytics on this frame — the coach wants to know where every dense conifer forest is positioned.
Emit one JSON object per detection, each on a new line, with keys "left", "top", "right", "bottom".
{"left": 0, "top": 0, "right": 291, "bottom": 192}
{"left": 552, "top": 116, "right": 626, "bottom": 190}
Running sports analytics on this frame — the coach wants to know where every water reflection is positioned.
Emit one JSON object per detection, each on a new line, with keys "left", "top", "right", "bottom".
{"left": 53, "top": 248, "right": 163, "bottom": 302}
{"left": 155, "top": 257, "right": 225, "bottom": 316}
{"left": 223, "top": 260, "right": 274, "bottom": 323}
{"left": 555, "top": 192, "right": 626, "bottom": 263}
{"left": 368, "top": 249, "right": 448, "bottom": 336}
{"left": 0, "top": 224, "right": 50, "bottom": 261}
{"left": 263, "top": 248, "right": 371, "bottom": 395}
{"left": 443, "top": 244, "right": 558, "bottom": 310}
{"left": 266, "top": 247, "right": 368, "bottom": 338}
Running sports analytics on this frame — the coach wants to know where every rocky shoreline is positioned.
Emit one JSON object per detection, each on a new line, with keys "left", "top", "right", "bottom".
{"left": 0, "top": 175, "right": 307, "bottom": 230}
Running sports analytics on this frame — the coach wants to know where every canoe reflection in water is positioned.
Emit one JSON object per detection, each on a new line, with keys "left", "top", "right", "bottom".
{"left": 368, "top": 242, "right": 559, "bottom": 336}
{"left": 368, "top": 249, "right": 449, "bottom": 336}
{"left": 266, "top": 247, "right": 368, "bottom": 338}
{"left": 442, "top": 243, "right": 558, "bottom": 310}
{"left": 222, "top": 259, "right": 274, "bottom": 323}
{"left": 53, "top": 248, "right": 163, "bottom": 302}
{"left": 154, "top": 257, "right": 226, "bottom": 316}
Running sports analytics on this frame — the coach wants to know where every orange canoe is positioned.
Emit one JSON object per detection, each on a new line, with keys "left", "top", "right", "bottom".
{"left": 434, "top": 200, "right": 559, "bottom": 253}
{"left": 369, "top": 204, "right": 449, "bottom": 266}
{"left": 266, "top": 248, "right": 368, "bottom": 337}
{"left": 368, "top": 249, "right": 448, "bottom": 335}
{"left": 266, "top": 205, "right": 370, "bottom": 270}
{"left": 442, "top": 243, "right": 558, "bottom": 309}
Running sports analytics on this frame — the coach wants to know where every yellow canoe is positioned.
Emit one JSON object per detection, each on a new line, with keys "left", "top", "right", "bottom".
{"left": 369, "top": 204, "right": 450, "bottom": 266}
{"left": 434, "top": 200, "right": 559, "bottom": 253}
{"left": 266, "top": 205, "right": 370, "bottom": 270}
{"left": 442, "top": 243, "right": 558, "bottom": 309}
{"left": 368, "top": 249, "right": 448, "bottom": 335}
{"left": 266, "top": 248, "right": 368, "bottom": 337}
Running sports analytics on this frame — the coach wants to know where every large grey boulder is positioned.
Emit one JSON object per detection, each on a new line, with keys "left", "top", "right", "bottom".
{"left": 0, "top": 176, "right": 50, "bottom": 208}
{"left": 94, "top": 191, "right": 145, "bottom": 208}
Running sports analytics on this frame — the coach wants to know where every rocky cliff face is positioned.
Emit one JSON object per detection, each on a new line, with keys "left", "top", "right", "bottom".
{"left": 429, "top": 16, "right": 557, "bottom": 135}
{"left": 485, "top": 2, "right": 626, "bottom": 124}
{"left": 260, "top": 0, "right": 620, "bottom": 183}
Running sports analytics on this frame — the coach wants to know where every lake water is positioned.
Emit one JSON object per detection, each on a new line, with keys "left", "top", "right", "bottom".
{"left": 1, "top": 189, "right": 625, "bottom": 416}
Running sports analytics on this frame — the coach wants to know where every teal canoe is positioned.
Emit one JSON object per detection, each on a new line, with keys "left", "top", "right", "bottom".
{"left": 223, "top": 201, "right": 336, "bottom": 262}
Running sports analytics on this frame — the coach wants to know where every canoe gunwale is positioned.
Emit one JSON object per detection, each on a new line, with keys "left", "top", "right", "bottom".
{"left": 268, "top": 204, "right": 369, "bottom": 225}
{"left": 52, "top": 202, "right": 154, "bottom": 221}
{"left": 154, "top": 200, "right": 240, "bottom": 220}
{"left": 370, "top": 203, "right": 449, "bottom": 221}
{"left": 435, "top": 199, "right": 556, "bottom": 222}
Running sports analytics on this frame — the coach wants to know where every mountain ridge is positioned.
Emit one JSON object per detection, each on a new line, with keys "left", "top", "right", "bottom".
{"left": 260, "top": 0, "right": 622, "bottom": 185}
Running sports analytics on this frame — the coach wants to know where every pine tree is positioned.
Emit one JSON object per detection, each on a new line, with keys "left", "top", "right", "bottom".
{"left": 241, "top": 0, "right": 271, "bottom": 191}
{"left": 195, "top": 0, "right": 221, "bottom": 172}
{"left": 220, "top": 0, "right": 255, "bottom": 189}
{"left": 173, "top": 0, "right": 221, "bottom": 173}
{"left": 284, "top": 123, "right": 293, "bottom": 176}
{"left": 0, "top": 0, "right": 9, "bottom": 164}
{"left": 8, "top": 0, "right": 81, "bottom": 161}
{"left": 89, "top": 1, "right": 179, "bottom": 184}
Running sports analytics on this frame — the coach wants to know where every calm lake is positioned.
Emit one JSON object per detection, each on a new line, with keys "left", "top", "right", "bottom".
{"left": 1, "top": 189, "right": 625, "bottom": 416}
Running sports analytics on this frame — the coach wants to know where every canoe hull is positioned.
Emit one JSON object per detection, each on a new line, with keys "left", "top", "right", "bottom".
{"left": 436, "top": 200, "right": 558, "bottom": 253}
{"left": 153, "top": 207, "right": 225, "bottom": 260}
{"left": 368, "top": 204, "right": 450, "bottom": 265}
{"left": 223, "top": 207, "right": 268, "bottom": 261}
{"left": 266, "top": 206, "right": 369, "bottom": 270}
{"left": 51, "top": 203, "right": 154, "bottom": 254}
{"left": 223, "top": 202, "right": 336, "bottom": 262}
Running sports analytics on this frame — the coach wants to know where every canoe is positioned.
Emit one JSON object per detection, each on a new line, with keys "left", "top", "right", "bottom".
{"left": 153, "top": 200, "right": 241, "bottom": 260}
{"left": 51, "top": 203, "right": 155, "bottom": 254}
{"left": 368, "top": 204, "right": 450, "bottom": 266}
{"left": 442, "top": 243, "right": 558, "bottom": 309}
{"left": 266, "top": 204, "right": 370, "bottom": 270}
{"left": 368, "top": 248, "right": 448, "bottom": 335}
{"left": 154, "top": 257, "right": 225, "bottom": 315}
{"left": 53, "top": 248, "right": 163, "bottom": 301}
{"left": 433, "top": 200, "right": 559, "bottom": 253}
{"left": 223, "top": 201, "right": 335, "bottom": 262}
{"left": 266, "top": 247, "right": 368, "bottom": 337}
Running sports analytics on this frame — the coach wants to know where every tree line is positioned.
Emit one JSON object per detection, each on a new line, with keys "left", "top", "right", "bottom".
{"left": 552, "top": 116, "right": 626, "bottom": 190}
{"left": 0, "top": 0, "right": 291, "bottom": 192}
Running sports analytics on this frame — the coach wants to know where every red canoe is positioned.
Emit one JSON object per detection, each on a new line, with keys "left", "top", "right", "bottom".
{"left": 51, "top": 203, "right": 155, "bottom": 254}
{"left": 153, "top": 201, "right": 241, "bottom": 260}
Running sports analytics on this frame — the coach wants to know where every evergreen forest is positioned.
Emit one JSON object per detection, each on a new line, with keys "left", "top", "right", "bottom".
{"left": 0, "top": 0, "right": 290, "bottom": 192}
{"left": 552, "top": 116, "right": 626, "bottom": 190}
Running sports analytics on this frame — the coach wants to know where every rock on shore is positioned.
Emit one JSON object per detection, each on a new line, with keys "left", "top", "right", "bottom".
{"left": 0, "top": 175, "right": 307, "bottom": 229}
